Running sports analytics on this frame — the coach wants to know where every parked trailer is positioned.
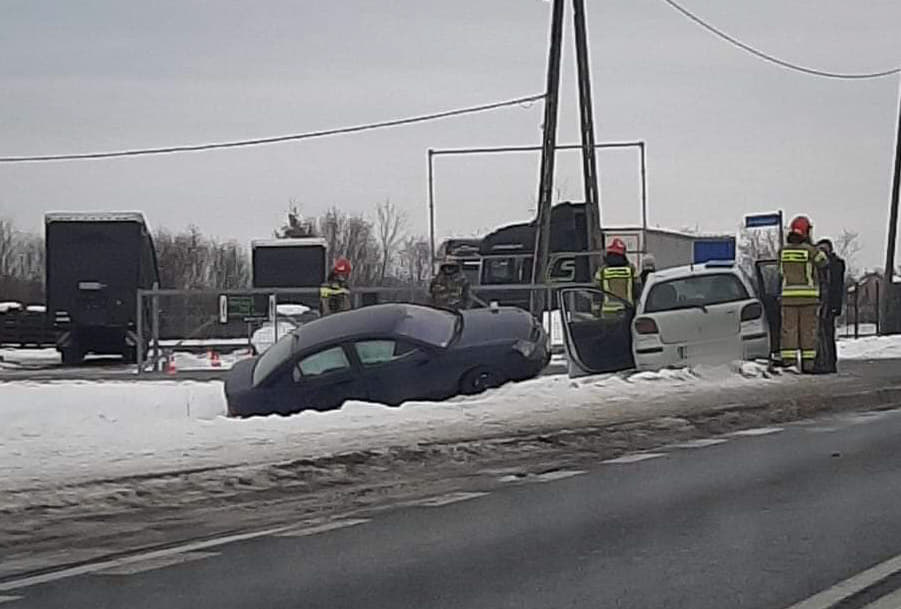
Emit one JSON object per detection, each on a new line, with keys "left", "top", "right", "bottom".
{"left": 45, "top": 212, "right": 159, "bottom": 364}
{"left": 252, "top": 238, "right": 327, "bottom": 308}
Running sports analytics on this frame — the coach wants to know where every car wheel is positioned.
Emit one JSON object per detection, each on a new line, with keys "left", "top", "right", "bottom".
{"left": 459, "top": 367, "right": 501, "bottom": 395}
{"left": 61, "top": 347, "right": 83, "bottom": 366}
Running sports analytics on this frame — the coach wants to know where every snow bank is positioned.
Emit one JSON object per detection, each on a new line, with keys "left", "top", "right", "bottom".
{"left": 839, "top": 335, "right": 901, "bottom": 360}
{"left": 0, "top": 362, "right": 782, "bottom": 491}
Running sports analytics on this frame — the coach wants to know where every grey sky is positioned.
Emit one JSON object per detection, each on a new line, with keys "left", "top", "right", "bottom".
{"left": 1, "top": 0, "right": 899, "bottom": 269}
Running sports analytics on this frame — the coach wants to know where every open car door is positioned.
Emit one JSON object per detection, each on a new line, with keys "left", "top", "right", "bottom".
{"left": 558, "top": 288, "right": 635, "bottom": 376}
{"left": 754, "top": 259, "right": 780, "bottom": 357}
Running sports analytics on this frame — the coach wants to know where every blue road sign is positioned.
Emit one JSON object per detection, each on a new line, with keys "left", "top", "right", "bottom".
{"left": 745, "top": 213, "right": 782, "bottom": 228}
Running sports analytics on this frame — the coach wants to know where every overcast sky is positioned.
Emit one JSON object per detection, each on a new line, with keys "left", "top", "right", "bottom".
{"left": 1, "top": 0, "right": 900, "bottom": 269}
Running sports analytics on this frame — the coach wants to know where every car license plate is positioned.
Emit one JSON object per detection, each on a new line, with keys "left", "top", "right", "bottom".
{"left": 678, "top": 342, "right": 737, "bottom": 361}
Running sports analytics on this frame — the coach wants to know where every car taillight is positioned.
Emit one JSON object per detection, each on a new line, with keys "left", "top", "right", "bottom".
{"left": 741, "top": 302, "right": 763, "bottom": 322}
{"left": 634, "top": 317, "right": 659, "bottom": 334}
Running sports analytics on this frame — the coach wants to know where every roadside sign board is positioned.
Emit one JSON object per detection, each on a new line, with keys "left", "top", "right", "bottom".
{"left": 745, "top": 212, "right": 782, "bottom": 229}
{"left": 217, "top": 294, "right": 270, "bottom": 323}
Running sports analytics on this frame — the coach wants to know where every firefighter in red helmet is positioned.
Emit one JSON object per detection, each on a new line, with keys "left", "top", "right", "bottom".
{"left": 594, "top": 238, "right": 639, "bottom": 317}
{"left": 320, "top": 257, "right": 353, "bottom": 316}
{"left": 779, "top": 216, "right": 828, "bottom": 372}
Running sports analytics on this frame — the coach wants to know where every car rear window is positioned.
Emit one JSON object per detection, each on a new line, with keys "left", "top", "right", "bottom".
{"left": 645, "top": 273, "right": 749, "bottom": 313}
{"left": 395, "top": 307, "right": 457, "bottom": 347}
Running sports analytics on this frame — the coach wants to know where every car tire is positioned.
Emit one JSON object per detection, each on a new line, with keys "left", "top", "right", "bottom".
{"left": 61, "top": 347, "right": 82, "bottom": 366}
{"left": 459, "top": 367, "right": 501, "bottom": 395}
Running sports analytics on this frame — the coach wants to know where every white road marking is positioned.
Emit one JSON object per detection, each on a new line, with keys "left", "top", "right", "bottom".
{"left": 0, "top": 523, "right": 301, "bottom": 593}
{"left": 859, "top": 587, "right": 901, "bottom": 609}
{"left": 413, "top": 492, "right": 489, "bottom": 507}
{"left": 276, "top": 519, "right": 370, "bottom": 537}
{"left": 670, "top": 438, "right": 729, "bottom": 449}
{"left": 730, "top": 427, "right": 784, "bottom": 437}
{"left": 94, "top": 552, "right": 219, "bottom": 576}
{"left": 535, "top": 470, "right": 587, "bottom": 482}
{"left": 783, "top": 552, "right": 901, "bottom": 609}
{"left": 601, "top": 453, "right": 666, "bottom": 464}
{"left": 0, "top": 596, "right": 21, "bottom": 604}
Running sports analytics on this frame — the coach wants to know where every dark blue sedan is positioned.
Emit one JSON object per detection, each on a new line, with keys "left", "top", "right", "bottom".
{"left": 224, "top": 303, "right": 549, "bottom": 417}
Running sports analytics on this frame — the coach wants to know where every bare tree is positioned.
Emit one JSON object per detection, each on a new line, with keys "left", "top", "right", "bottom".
{"left": 399, "top": 236, "right": 432, "bottom": 286}
{"left": 737, "top": 227, "right": 780, "bottom": 276}
{"left": 375, "top": 199, "right": 406, "bottom": 283}
{"left": 0, "top": 217, "right": 14, "bottom": 278}
{"left": 833, "top": 229, "right": 861, "bottom": 280}
{"left": 276, "top": 200, "right": 316, "bottom": 239}
{"left": 317, "top": 207, "right": 380, "bottom": 285}
{"left": 155, "top": 227, "right": 249, "bottom": 289}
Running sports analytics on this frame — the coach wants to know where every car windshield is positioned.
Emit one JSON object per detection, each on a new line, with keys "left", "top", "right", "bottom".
{"left": 252, "top": 329, "right": 298, "bottom": 386}
{"left": 395, "top": 306, "right": 458, "bottom": 347}
{"left": 645, "top": 273, "right": 749, "bottom": 313}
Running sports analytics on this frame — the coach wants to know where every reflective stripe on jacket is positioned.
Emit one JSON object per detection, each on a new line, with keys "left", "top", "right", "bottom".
{"left": 320, "top": 284, "right": 351, "bottom": 315}
{"left": 595, "top": 265, "right": 635, "bottom": 313}
{"left": 779, "top": 244, "right": 827, "bottom": 304}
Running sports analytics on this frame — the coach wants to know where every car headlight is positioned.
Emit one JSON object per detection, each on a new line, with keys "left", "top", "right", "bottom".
{"left": 513, "top": 339, "right": 537, "bottom": 358}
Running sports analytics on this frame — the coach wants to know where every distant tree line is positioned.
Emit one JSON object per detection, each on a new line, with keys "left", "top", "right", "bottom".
{"left": 275, "top": 200, "right": 431, "bottom": 287}
{"left": 0, "top": 203, "right": 432, "bottom": 302}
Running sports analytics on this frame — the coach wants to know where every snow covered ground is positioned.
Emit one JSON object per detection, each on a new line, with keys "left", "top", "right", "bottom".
{"left": 0, "top": 362, "right": 785, "bottom": 493}
{"left": 838, "top": 334, "right": 901, "bottom": 360}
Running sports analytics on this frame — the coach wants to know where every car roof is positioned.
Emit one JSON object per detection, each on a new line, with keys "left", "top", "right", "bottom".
{"left": 645, "top": 261, "right": 741, "bottom": 283}
{"left": 289, "top": 303, "right": 447, "bottom": 349}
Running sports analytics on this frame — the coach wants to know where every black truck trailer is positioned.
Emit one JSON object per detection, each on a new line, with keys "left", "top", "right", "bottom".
{"left": 45, "top": 212, "right": 159, "bottom": 364}
{"left": 252, "top": 238, "right": 327, "bottom": 307}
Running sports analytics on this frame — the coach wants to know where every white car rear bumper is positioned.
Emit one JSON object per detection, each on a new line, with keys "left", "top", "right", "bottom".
{"left": 633, "top": 333, "right": 769, "bottom": 371}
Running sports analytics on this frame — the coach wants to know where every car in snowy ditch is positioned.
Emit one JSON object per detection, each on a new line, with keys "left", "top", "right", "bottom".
{"left": 224, "top": 303, "right": 550, "bottom": 417}
{"left": 559, "top": 261, "right": 771, "bottom": 375}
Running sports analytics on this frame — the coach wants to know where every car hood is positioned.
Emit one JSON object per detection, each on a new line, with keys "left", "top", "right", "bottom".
{"left": 456, "top": 307, "right": 535, "bottom": 347}
{"left": 225, "top": 356, "right": 257, "bottom": 396}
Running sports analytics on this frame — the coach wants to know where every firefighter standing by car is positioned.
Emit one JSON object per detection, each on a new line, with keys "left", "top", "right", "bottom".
{"left": 594, "top": 238, "right": 639, "bottom": 317}
{"left": 320, "top": 257, "right": 353, "bottom": 316}
{"left": 779, "top": 216, "right": 828, "bottom": 372}
{"left": 813, "top": 238, "right": 845, "bottom": 373}
{"left": 429, "top": 258, "right": 471, "bottom": 310}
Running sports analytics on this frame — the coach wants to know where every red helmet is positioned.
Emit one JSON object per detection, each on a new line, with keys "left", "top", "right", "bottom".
{"left": 789, "top": 215, "right": 812, "bottom": 238}
{"left": 333, "top": 257, "right": 352, "bottom": 276}
{"left": 606, "top": 238, "right": 627, "bottom": 256}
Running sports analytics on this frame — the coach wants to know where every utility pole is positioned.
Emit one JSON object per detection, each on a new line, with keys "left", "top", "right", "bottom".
{"left": 530, "top": 0, "right": 565, "bottom": 314}
{"left": 881, "top": 80, "right": 901, "bottom": 334}
{"left": 572, "top": 0, "right": 603, "bottom": 259}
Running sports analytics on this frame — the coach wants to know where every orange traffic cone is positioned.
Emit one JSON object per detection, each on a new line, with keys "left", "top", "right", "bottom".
{"left": 209, "top": 350, "right": 221, "bottom": 368}
{"left": 165, "top": 355, "right": 177, "bottom": 375}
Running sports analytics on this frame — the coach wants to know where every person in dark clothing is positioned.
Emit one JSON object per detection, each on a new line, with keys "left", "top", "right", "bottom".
{"left": 814, "top": 238, "right": 845, "bottom": 373}
{"left": 429, "top": 259, "right": 472, "bottom": 311}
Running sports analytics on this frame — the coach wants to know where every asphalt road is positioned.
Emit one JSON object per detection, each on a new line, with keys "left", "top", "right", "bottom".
{"left": 6, "top": 401, "right": 901, "bottom": 608}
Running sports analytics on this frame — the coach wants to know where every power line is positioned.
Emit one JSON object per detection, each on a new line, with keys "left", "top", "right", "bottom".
{"left": 659, "top": 0, "right": 901, "bottom": 80}
{"left": 0, "top": 93, "right": 546, "bottom": 163}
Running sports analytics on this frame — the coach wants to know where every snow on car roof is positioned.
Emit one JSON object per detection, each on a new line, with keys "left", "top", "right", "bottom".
{"left": 648, "top": 261, "right": 738, "bottom": 282}
{"left": 290, "top": 303, "right": 456, "bottom": 351}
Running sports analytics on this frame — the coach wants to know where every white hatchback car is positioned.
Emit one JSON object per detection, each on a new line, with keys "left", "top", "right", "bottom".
{"left": 632, "top": 261, "right": 770, "bottom": 370}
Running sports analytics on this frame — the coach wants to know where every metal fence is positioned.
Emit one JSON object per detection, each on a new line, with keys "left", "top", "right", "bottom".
{"left": 135, "top": 282, "right": 594, "bottom": 373}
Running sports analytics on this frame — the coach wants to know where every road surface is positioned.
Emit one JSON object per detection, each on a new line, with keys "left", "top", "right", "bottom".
{"left": 4, "top": 401, "right": 901, "bottom": 608}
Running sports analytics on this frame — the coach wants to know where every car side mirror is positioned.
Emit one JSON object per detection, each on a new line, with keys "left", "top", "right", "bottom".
{"left": 489, "top": 301, "right": 500, "bottom": 313}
